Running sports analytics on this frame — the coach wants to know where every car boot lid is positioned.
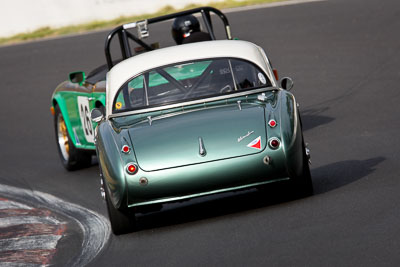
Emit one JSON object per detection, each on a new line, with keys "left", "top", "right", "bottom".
{"left": 126, "top": 102, "right": 269, "bottom": 171}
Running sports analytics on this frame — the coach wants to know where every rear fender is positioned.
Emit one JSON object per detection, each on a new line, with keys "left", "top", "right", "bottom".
{"left": 96, "top": 121, "right": 134, "bottom": 209}
{"left": 279, "top": 91, "right": 304, "bottom": 177}
{"left": 52, "top": 93, "right": 77, "bottom": 147}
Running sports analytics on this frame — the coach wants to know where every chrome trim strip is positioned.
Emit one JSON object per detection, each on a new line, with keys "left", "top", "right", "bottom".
{"left": 198, "top": 137, "right": 206, "bottom": 157}
{"left": 109, "top": 87, "right": 279, "bottom": 119}
{"left": 228, "top": 59, "right": 238, "bottom": 91}
{"left": 237, "top": 100, "right": 242, "bottom": 110}
{"left": 127, "top": 177, "right": 290, "bottom": 207}
{"left": 288, "top": 95, "right": 298, "bottom": 148}
{"left": 143, "top": 74, "right": 149, "bottom": 106}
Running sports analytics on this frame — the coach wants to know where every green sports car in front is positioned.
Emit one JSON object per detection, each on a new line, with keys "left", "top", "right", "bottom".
{"left": 51, "top": 71, "right": 106, "bottom": 170}
{"left": 51, "top": 7, "right": 313, "bottom": 235}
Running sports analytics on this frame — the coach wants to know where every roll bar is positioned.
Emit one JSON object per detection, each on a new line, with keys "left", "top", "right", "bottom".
{"left": 104, "top": 6, "right": 232, "bottom": 70}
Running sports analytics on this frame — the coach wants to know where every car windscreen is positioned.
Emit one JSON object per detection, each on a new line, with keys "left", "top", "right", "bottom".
{"left": 113, "top": 58, "right": 271, "bottom": 113}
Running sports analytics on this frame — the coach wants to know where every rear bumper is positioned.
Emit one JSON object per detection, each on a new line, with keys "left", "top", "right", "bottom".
{"left": 126, "top": 149, "right": 290, "bottom": 207}
{"left": 129, "top": 177, "right": 289, "bottom": 207}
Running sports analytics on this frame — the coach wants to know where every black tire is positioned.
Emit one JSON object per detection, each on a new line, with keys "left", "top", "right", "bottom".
{"left": 54, "top": 104, "right": 92, "bottom": 171}
{"left": 291, "top": 140, "right": 313, "bottom": 197}
{"left": 103, "top": 180, "right": 136, "bottom": 235}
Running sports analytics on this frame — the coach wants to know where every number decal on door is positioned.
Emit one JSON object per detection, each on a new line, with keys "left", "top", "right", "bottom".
{"left": 77, "top": 96, "right": 94, "bottom": 143}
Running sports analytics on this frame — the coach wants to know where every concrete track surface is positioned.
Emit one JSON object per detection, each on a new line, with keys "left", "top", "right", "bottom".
{"left": 1, "top": 0, "right": 400, "bottom": 265}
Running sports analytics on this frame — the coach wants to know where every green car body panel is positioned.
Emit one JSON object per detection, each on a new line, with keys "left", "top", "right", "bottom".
{"left": 51, "top": 81, "right": 106, "bottom": 150}
{"left": 97, "top": 89, "right": 303, "bottom": 209}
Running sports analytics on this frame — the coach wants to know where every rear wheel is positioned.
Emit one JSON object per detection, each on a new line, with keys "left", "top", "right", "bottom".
{"left": 103, "top": 179, "right": 136, "bottom": 235}
{"left": 54, "top": 105, "right": 92, "bottom": 171}
{"left": 291, "top": 141, "right": 313, "bottom": 197}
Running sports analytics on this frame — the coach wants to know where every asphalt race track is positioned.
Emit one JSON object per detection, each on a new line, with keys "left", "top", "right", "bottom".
{"left": 1, "top": 0, "right": 400, "bottom": 265}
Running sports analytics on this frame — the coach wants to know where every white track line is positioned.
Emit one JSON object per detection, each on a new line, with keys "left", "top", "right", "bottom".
{"left": 0, "top": 263, "right": 41, "bottom": 267}
{"left": 0, "top": 216, "right": 62, "bottom": 227}
{"left": 0, "top": 199, "right": 32, "bottom": 210}
{"left": 35, "top": 191, "right": 111, "bottom": 267}
{"left": 0, "top": 184, "right": 110, "bottom": 267}
{"left": 0, "top": 235, "right": 62, "bottom": 252}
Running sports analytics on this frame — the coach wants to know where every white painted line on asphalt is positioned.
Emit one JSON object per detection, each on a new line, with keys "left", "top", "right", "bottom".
{"left": 0, "top": 216, "right": 62, "bottom": 227}
{"left": 0, "top": 263, "right": 40, "bottom": 267}
{"left": 0, "top": 184, "right": 110, "bottom": 267}
{"left": 36, "top": 191, "right": 111, "bottom": 267}
{"left": 0, "top": 199, "right": 33, "bottom": 210}
{"left": 223, "top": 0, "right": 327, "bottom": 14}
{"left": 0, "top": 235, "right": 62, "bottom": 252}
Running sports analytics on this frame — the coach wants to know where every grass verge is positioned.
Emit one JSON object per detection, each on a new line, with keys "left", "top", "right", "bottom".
{"left": 0, "top": 0, "right": 283, "bottom": 45}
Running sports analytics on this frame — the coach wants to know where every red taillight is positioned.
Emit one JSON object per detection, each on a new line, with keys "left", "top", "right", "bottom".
{"left": 268, "top": 119, "right": 277, "bottom": 128}
{"left": 273, "top": 69, "right": 279, "bottom": 81}
{"left": 122, "top": 145, "right": 130, "bottom": 154}
{"left": 126, "top": 163, "right": 138, "bottom": 175}
{"left": 269, "top": 138, "right": 280, "bottom": 149}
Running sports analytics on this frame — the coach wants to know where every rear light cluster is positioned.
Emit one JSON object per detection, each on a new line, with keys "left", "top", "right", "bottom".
{"left": 121, "top": 145, "right": 130, "bottom": 154}
{"left": 268, "top": 119, "right": 277, "bottom": 128}
{"left": 267, "top": 118, "right": 280, "bottom": 149}
{"left": 268, "top": 138, "right": 280, "bottom": 149}
{"left": 126, "top": 163, "right": 138, "bottom": 175}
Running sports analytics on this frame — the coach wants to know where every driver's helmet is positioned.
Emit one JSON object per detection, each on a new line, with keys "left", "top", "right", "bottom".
{"left": 171, "top": 15, "right": 201, "bottom": 44}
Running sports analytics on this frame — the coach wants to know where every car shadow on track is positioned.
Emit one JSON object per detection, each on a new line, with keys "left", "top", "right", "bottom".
{"left": 131, "top": 157, "right": 384, "bottom": 233}
{"left": 133, "top": 184, "right": 293, "bottom": 232}
{"left": 301, "top": 107, "right": 335, "bottom": 131}
{"left": 311, "top": 157, "right": 385, "bottom": 194}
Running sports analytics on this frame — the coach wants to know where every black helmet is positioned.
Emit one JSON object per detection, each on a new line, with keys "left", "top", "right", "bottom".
{"left": 171, "top": 15, "right": 201, "bottom": 44}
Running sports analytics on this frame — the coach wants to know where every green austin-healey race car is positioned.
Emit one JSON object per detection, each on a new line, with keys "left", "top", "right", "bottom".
{"left": 51, "top": 7, "right": 313, "bottom": 235}
{"left": 51, "top": 7, "right": 231, "bottom": 170}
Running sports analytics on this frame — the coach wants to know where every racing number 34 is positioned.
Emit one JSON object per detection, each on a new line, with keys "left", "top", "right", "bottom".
{"left": 77, "top": 96, "right": 95, "bottom": 143}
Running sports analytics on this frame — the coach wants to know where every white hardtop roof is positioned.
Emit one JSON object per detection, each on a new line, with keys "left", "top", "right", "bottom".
{"left": 106, "top": 40, "right": 277, "bottom": 116}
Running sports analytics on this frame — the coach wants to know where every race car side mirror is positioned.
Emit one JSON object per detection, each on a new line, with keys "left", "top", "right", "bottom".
{"left": 91, "top": 108, "right": 104, "bottom": 123}
{"left": 280, "top": 77, "right": 294, "bottom": 91}
{"left": 69, "top": 71, "right": 86, "bottom": 86}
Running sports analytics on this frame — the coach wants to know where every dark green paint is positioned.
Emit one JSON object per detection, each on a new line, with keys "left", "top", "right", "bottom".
{"left": 96, "top": 89, "right": 303, "bottom": 208}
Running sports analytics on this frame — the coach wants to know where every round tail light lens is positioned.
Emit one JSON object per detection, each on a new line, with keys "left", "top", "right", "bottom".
{"left": 269, "top": 138, "right": 280, "bottom": 149}
{"left": 126, "top": 163, "right": 138, "bottom": 175}
{"left": 268, "top": 119, "right": 277, "bottom": 128}
{"left": 122, "top": 145, "right": 130, "bottom": 154}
